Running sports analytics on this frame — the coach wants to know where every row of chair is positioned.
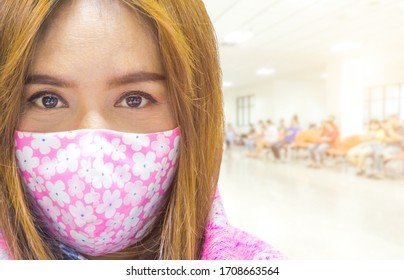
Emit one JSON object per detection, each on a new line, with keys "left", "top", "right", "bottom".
{"left": 289, "top": 130, "right": 404, "bottom": 171}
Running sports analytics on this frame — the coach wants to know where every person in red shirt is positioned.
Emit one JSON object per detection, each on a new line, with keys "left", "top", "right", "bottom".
{"left": 307, "top": 120, "right": 339, "bottom": 168}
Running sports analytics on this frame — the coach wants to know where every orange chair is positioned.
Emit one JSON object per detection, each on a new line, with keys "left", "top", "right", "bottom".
{"left": 327, "top": 135, "right": 362, "bottom": 157}
{"left": 290, "top": 130, "right": 321, "bottom": 158}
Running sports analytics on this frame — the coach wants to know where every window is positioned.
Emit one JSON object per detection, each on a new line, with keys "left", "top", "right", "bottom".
{"left": 236, "top": 95, "right": 254, "bottom": 126}
{"left": 365, "top": 84, "right": 404, "bottom": 123}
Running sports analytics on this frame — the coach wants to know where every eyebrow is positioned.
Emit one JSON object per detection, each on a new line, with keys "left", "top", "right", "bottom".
{"left": 108, "top": 72, "right": 166, "bottom": 87}
{"left": 25, "top": 74, "right": 75, "bottom": 88}
{"left": 25, "top": 72, "right": 166, "bottom": 88}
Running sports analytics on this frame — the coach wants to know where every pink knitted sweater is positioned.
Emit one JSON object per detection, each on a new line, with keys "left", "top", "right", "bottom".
{"left": 200, "top": 192, "right": 285, "bottom": 260}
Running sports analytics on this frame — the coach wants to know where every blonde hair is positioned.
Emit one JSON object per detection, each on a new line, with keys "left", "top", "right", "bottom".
{"left": 0, "top": 0, "right": 223, "bottom": 259}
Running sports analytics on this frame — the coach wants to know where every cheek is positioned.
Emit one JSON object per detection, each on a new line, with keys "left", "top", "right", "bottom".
{"left": 110, "top": 104, "right": 177, "bottom": 133}
{"left": 18, "top": 110, "right": 74, "bottom": 132}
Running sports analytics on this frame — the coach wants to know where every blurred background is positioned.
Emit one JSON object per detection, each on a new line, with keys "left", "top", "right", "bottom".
{"left": 203, "top": 0, "right": 404, "bottom": 259}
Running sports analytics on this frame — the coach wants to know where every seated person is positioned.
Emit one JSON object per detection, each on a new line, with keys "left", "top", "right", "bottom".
{"left": 245, "top": 126, "right": 261, "bottom": 157}
{"left": 272, "top": 117, "right": 300, "bottom": 161}
{"left": 277, "top": 118, "right": 287, "bottom": 141}
{"left": 254, "top": 120, "right": 278, "bottom": 158}
{"left": 307, "top": 120, "right": 339, "bottom": 168}
{"left": 370, "top": 115, "right": 404, "bottom": 179}
{"left": 347, "top": 119, "right": 385, "bottom": 176}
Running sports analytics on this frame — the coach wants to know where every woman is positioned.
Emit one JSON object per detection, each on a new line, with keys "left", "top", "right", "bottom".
{"left": 0, "top": 0, "right": 283, "bottom": 260}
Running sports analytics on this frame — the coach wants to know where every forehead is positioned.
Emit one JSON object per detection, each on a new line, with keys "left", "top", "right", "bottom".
{"left": 30, "top": 0, "right": 162, "bottom": 76}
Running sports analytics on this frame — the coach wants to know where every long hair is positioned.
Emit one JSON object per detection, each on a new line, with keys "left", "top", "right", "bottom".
{"left": 0, "top": 0, "right": 223, "bottom": 259}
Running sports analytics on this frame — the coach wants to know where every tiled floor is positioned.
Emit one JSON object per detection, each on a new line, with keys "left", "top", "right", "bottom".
{"left": 218, "top": 146, "right": 404, "bottom": 259}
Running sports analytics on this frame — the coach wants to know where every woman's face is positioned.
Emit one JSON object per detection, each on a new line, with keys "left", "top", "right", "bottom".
{"left": 19, "top": 0, "right": 176, "bottom": 133}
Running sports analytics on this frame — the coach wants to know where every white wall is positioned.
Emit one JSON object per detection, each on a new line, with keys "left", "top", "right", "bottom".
{"left": 325, "top": 52, "right": 404, "bottom": 137}
{"left": 363, "top": 55, "right": 404, "bottom": 87}
{"left": 223, "top": 78, "right": 326, "bottom": 133}
{"left": 326, "top": 58, "right": 365, "bottom": 138}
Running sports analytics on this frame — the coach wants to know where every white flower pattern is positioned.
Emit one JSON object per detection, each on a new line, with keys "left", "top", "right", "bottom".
{"left": 123, "top": 133, "right": 150, "bottom": 151}
{"left": 16, "top": 147, "right": 39, "bottom": 173}
{"left": 46, "top": 181, "right": 71, "bottom": 207}
{"left": 91, "top": 160, "right": 114, "bottom": 189}
{"left": 93, "top": 136, "right": 113, "bottom": 159}
{"left": 69, "top": 201, "right": 97, "bottom": 227}
{"left": 56, "top": 143, "right": 80, "bottom": 173}
{"left": 111, "top": 138, "right": 126, "bottom": 161}
{"left": 14, "top": 127, "right": 180, "bottom": 256}
{"left": 112, "top": 164, "right": 131, "bottom": 188}
{"left": 26, "top": 173, "right": 46, "bottom": 193}
{"left": 143, "top": 193, "right": 162, "bottom": 219}
{"left": 162, "top": 167, "right": 176, "bottom": 191}
{"left": 132, "top": 152, "right": 157, "bottom": 180}
{"left": 96, "top": 190, "right": 122, "bottom": 219}
{"left": 31, "top": 134, "right": 61, "bottom": 154}
{"left": 122, "top": 207, "right": 143, "bottom": 231}
{"left": 146, "top": 182, "right": 160, "bottom": 199}
{"left": 155, "top": 157, "right": 169, "bottom": 183}
{"left": 123, "top": 181, "right": 147, "bottom": 206}
{"left": 151, "top": 134, "right": 170, "bottom": 158}
{"left": 78, "top": 158, "right": 93, "bottom": 183}
{"left": 68, "top": 175, "right": 85, "bottom": 199}
{"left": 37, "top": 196, "right": 61, "bottom": 222}
{"left": 106, "top": 212, "right": 125, "bottom": 231}
{"left": 169, "top": 136, "right": 180, "bottom": 165}
{"left": 38, "top": 156, "right": 58, "bottom": 179}
{"left": 70, "top": 230, "right": 93, "bottom": 248}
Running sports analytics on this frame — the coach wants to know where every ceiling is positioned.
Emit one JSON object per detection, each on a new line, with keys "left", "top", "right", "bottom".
{"left": 203, "top": 0, "right": 404, "bottom": 88}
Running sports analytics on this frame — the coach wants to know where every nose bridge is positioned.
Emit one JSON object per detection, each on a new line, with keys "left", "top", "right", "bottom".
{"left": 74, "top": 105, "right": 110, "bottom": 130}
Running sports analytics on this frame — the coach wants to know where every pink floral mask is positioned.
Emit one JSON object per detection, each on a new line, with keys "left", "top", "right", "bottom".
{"left": 15, "top": 128, "right": 180, "bottom": 256}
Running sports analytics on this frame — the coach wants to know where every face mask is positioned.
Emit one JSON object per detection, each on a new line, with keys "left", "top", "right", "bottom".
{"left": 14, "top": 128, "right": 180, "bottom": 256}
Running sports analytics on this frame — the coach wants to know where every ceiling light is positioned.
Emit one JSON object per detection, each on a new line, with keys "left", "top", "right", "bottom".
{"left": 222, "top": 31, "right": 254, "bottom": 45}
{"left": 321, "top": 73, "right": 328, "bottom": 79}
{"left": 331, "top": 42, "right": 361, "bottom": 52}
{"left": 222, "top": 81, "right": 234, "bottom": 88}
{"left": 256, "top": 68, "right": 275, "bottom": 76}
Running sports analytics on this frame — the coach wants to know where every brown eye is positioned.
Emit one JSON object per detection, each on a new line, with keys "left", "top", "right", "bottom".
{"left": 28, "top": 92, "right": 67, "bottom": 110}
{"left": 125, "top": 96, "right": 147, "bottom": 108}
{"left": 115, "top": 92, "right": 157, "bottom": 109}
{"left": 41, "top": 96, "right": 59, "bottom": 108}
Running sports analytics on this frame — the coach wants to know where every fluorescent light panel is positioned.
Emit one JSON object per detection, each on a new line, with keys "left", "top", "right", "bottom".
{"left": 256, "top": 68, "right": 275, "bottom": 76}
{"left": 223, "top": 31, "right": 254, "bottom": 45}
{"left": 331, "top": 42, "right": 361, "bottom": 52}
{"left": 222, "top": 81, "right": 233, "bottom": 88}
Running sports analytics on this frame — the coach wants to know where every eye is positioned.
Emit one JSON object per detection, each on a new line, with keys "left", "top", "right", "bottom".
{"left": 124, "top": 95, "right": 148, "bottom": 108}
{"left": 115, "top": 91, "right": 157, "bottom": 109}
{"left": 27, "top": 92, "right": 68, "bottom": 110}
